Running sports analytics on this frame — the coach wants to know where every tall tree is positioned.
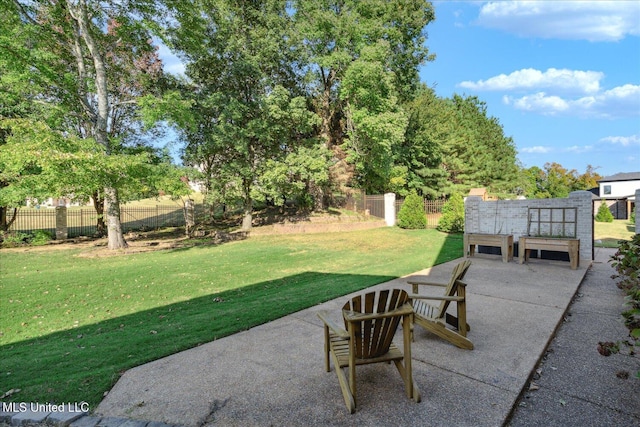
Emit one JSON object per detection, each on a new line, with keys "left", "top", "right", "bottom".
{"left": 162, "top": 0, "right": 310, "bottom": 230}
{"left": 522, "top": 163, "right": 602, "bottom": 199}
{"left": 293, "top": 0, "right": 435, "bottom": 196}
{"left": 401, "top": 85, "right": 451, "bottom": 198}
{"left": 340, "top": 42, "right": 408, "bottom": 193}
{"left": 401, "top": 90, "right": 519, "bottom": 198}
{"left": 2, "top": 0, "right": 170, "bottom": 248}
{"left": 441, "top": 95, "right": 519, "bottom": 195}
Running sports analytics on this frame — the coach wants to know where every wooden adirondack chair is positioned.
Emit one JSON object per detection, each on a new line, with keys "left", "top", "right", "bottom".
{"left": 408, "top": 260, "right": 473, "bottom": 350}
{"left": 317, "top": 289, "right": 421, "bottom": 413}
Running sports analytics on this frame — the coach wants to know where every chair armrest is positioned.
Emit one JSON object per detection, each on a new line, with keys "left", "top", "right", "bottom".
{"left": 406, "top": 280, "right": 447, "bottom": 287}
{"left": 317, "top": 311, "right": 350, "bottom": 339}
{"left": 409, "top": 294, "right": 464, "bottom": 302}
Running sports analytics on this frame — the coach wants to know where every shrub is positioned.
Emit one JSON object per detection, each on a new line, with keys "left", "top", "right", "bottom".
{"left": 631, "top": 206, "right": 636, "bottom": 224}
{"left": 397, "top": 192, "right": 426, "bottom": 229}
{"left": 31, "top": 230, "right": 53, "bottom": 246}
{"left": 600, "top": 234, "right": 640, "bottom": 378}
{"left": 595, "top": 200, "right": 614, "bottom": 222}
{"left": 437, "top": 192, "right": 465, "bottom": 233}
{"left": 1, "top": 231, "right": 30, "bottom": 247}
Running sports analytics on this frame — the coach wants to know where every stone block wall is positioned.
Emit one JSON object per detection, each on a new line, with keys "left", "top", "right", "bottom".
{"left": 465, "top": 191, "right": 594, "bottom": 262}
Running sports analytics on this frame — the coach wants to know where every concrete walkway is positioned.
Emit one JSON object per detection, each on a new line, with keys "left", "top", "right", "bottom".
{"left": 92, "top": 247, "right": 622, "bottom": 427}
{"left": 508, "top": 247, "right": 640, "bottom": 426}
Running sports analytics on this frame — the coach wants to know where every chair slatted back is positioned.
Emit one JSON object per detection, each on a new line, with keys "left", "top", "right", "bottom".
{"left": 435, "top": 260, "right": 471, "bottom": 318}
{"left": 342, "top": 289, "right": 409, "bottom": 359}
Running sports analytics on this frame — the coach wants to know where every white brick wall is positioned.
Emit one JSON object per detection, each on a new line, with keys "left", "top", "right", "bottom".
{"left": 636, "top": 189, "right": 640, "bottom": 235}
{"left": 465, "top": 191, "right": 594, "bottom": 262}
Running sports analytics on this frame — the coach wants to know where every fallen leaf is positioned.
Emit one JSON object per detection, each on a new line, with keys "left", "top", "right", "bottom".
{"left": 0, "top": 388, "right": 21, "bottom": 399}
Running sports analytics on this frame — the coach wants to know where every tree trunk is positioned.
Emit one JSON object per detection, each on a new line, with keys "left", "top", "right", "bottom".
{"left": 72, "top": 0, "right": 127, "bottom": 249}
{"left": 0, "top": 206, "right": 17, "bottom": 232}
{"left": 241, "top": 178, "right": 252, "bottom": 231}
{"left": 91, "top": 190, "right": 106, "bottom": 237}
{"left": 104, "top": 186, "right": 128, "bottom": 249}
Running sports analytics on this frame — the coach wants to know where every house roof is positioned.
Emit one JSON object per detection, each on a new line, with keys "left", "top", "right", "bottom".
{"left": 597, "top": 172, "right": 640, "bottom": 183}
{"left": 468, "top": 188, "right": 487, "bottom": 196}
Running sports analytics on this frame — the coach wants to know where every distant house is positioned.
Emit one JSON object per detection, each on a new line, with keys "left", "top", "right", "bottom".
{"left": 467, "top": 188, "right": 497, "bottom": 201}
{"left": 595, "top": 172, "right": 640, "bottom": 220}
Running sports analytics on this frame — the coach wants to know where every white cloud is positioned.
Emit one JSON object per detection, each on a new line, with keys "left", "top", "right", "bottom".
{"left": 505, "top": 92, "right": 569, "bottom": 113}
{"left": 477, "top": 1, "right": 640, "bottom": 42}
{"left": 460, "top": 68, "right": 603, "bottom": 94}
{"left": 503, "top": 84, "right": 640, "bottom": 118}
{"left": 520, "top": 146, "right": 553, "bottom": 154}
{"left": 600, "top": 135, "right": 640, "bottom": 146}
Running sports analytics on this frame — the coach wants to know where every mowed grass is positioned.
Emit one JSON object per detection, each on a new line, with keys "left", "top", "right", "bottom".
{"left": 594, "top": 219, "right": 636, "bottom": 248}
{"left": 0, "top": 227, "right": 462, "bottom": 407}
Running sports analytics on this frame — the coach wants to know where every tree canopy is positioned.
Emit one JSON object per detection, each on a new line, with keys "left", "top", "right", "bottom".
{"left": 0, "top": 0, "right": 189, "bottom": 244}
{"left": 1, "top": 0, "right": 588, "bottom": 241}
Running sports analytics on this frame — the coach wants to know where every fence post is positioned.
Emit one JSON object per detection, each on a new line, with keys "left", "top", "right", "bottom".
{"left": 185, "top": 199, "right": 195, "bottom": 236}
{"left": 384, "top": 193, "right": 396, "bottom": 226}
{"left": 55, "top": 206, "right": 68, "bottom": 240}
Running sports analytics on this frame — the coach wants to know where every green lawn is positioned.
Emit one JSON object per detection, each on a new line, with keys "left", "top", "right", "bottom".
{"left": 0, "top": 227, "right": 462, "bottom": 407}
{"left": 594, "top": 219, "right": 636, "bottom": 248}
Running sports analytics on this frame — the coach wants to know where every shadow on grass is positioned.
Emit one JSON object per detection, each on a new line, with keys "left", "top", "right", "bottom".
{"left": 0, "top": 272, "right": 396, "bottom": 407}
{"left": 0, "top": 231, "right": 463, "bottom": 408}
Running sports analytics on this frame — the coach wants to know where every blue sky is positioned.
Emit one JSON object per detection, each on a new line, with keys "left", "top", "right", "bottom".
{"left": 421, "top": 1, "right": 640, "bottom": 178}
{"left": 157, "top": 1, "right": 640, "bottom": 178}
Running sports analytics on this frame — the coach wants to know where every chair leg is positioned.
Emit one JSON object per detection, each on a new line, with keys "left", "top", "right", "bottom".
{"left": 323, "top": 325, "right": 330, "bottom": 372}
{"left": 331, "top": 353, "right": 355, "bottom": 413}
{"left": 401, "top": 315, "right": 420, "bottom": 402}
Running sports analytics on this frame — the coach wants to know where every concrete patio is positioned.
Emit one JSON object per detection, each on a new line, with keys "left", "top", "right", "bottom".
{"left": 94, "top": 249, "right": 597, "bottom": 427}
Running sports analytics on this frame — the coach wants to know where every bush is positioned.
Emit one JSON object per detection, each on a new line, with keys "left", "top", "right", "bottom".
{"left": 595, "top": 200, "right": 614, "bottom": 222}
{"left": 1, "top": 231, "right": 30, "bottom": 247}
{"left": 631, "top": 206, "right": 636, "bottom": 224}
{"left": 601, "top": 234, "right": 640, "bottom": 378}
{"left": 0, "top": 230, "right": 53, "bottom": 247}
{"left": 397, "top": 192, "right": 426, "bottom": 229}
{"left": 31, "top": 230, "right": 53, "bottom": 246}
{"left": 437, "top": 192, "right": 465, "bottom": 233}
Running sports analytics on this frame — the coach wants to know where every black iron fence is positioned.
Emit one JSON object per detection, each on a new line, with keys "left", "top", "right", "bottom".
{"left": 7, "top": 195, "right": 446, "bottom": 237}
{"left": 345, "top": 192, "right": 445, "bottom": 228}
{"left": 7, "top": 205, "right": 194, "bottom": 238}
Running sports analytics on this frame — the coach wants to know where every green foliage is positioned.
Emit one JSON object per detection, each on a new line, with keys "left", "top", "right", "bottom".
{"left": 604, "top": 234, "right": 640, "bottom": 376}
{"left": 400, "top": 86, "right": 448, "bottom": 198}
{"left": 259, "top": 144, "right": 331, "bottom": 210}
{"left": 631, "top": 207, "right": 636, "bottom": 224}
{"left": 595, "top": 200, "right": 615, "bottom": 222}
{"left": 31, "top": 229, "right": 53, "bottom": 246}
{"left": 611, "top": 234, "right": 640, "bottom": 293}
{"left": 437, "top": 192, "right": 465, "bottom": 233}
{"left": 0, "top": 231, "right": 30, "bottom": 246}
{"left": 0, "top": 229, "right": 52, "bottom": 247}
{"left": 292, "top": 0, "right": 435, "bottom": 195}
{"left": 397, "top": 192, "right": 426, "bottom": 229}
{"left": 523, "top": 163, "right": 602, "bottom": 199}
{"left": 400, "top": 89, "right": 520, "bottom": 198}
{"left": 340, "top": 43, "right": 408, "bottom": 193}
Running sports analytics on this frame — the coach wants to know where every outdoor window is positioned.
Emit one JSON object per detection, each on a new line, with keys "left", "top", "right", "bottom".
{"left": 603, "top": 185, "right": 611, "bottom": 195}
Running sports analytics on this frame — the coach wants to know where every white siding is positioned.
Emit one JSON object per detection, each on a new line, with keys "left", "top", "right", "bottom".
{"left": 599, "top": 180, "right": 640, "bottom": 198}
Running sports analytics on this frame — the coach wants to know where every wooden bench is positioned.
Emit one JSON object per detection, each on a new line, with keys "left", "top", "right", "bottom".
{"left": 464, "top": 233, "right": 514, "bottom": 263}
{"left": 518, "top": 237, "right": 580, "bottom": 270}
